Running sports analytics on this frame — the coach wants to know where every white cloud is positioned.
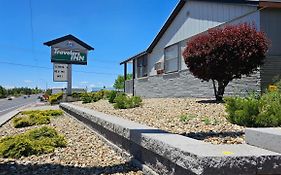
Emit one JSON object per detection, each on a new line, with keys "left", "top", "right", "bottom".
{"left": 89, "top": 84, "right": 97, "bottom": 88}
{"left": 24, "top": 80, "right": 32, "bottom": 83}
{"left": 80, "top": 81, "right": 88, "bottom": 84}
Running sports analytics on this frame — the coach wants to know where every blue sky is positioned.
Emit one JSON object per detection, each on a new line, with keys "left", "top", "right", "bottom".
{"left": 0, "top": 0, "right": 178, "bottom": 90}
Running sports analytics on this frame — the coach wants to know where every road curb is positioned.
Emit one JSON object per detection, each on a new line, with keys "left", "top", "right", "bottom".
{"left": 0, "top": 102, "right": 37, "bottom": 127}
{"left": 0, "top": 110, "right": 20, "bottom": 127}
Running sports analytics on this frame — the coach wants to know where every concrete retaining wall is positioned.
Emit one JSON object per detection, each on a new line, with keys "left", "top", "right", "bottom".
{"left": 60, "top": 103, "right": 281, "bottom": 175}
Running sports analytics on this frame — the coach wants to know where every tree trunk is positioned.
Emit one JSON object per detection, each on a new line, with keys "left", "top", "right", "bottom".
{"left": 212, "top": 80, "right": 229, "bottom": 102}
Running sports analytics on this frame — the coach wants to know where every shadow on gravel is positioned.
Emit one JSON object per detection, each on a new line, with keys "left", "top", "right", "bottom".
{"left": 196, "top": 99, "right": 225, "bottom": 104}
{"left": 180, "top": 131, "right": 244, "bottom": 141}
{"left": 0, "top": 160, "right": 140, "bottom": 175}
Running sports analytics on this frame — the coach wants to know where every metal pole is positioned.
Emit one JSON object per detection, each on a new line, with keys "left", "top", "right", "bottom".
{"left": 132, "top": 59, "right": 135, "bottom": 96}
{"left": 67, "top": 64, "right": 72, "bottom": 96}
{"left": 124, "top": 63, "right": 127, "bottom": 93}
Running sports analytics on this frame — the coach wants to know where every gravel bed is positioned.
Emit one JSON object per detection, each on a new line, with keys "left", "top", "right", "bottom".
{"left": 0, "top": 111, "right": 143, "bottom": 175}
{"left": 74, "top": 98, "right": 245, "bottom": 144}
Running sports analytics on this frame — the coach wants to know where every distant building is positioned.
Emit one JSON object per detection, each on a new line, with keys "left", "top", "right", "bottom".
{"left": 91, "top": 87, "right": 114, "bottom": 92}
{"left": 120, "top": 0, "right": 281, "bottom": 98}
{"left": 51, "top": 88, "right": 86, "bottom": 94}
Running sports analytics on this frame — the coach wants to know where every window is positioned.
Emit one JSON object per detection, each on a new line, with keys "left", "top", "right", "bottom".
{"left": 137, "top": 56, "right": 148, "bottom": 78}
{"left": 164, "top": 44, "right": 179, "bottom": 73}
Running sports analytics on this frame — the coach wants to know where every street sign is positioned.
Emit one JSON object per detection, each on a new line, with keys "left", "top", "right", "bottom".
{"left": 53, "top": 63, "right": 68, "bottom": 82}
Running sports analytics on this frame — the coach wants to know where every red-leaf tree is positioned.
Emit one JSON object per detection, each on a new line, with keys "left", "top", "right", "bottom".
{"left": 183, "top": 23, "right": 269, "bottom": 101}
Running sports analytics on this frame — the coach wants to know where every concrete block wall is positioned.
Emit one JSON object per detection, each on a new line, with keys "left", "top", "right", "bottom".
{"left": 134, "top": 69, "right": 261, "bottom": 98}
{"left": 60, "top": 103, "right": 281, "bottom": 175}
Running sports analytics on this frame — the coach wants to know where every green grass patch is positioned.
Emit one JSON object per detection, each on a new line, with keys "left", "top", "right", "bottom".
{"left": 0, "top": 126, "right": 66, "bottom": 158}
{"left": 179, "top": 114, "right": 197, "bottom": 123}
{"left": 13, "top": 110, "right": 63, "bottom": 128}
{"left": 202, "top": 117, "right": 211, "bottom": 125}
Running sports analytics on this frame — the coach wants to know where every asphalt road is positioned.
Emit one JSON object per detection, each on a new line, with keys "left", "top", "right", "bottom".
{"left": 0, "top": 95, "right": 40, "bottom": 117}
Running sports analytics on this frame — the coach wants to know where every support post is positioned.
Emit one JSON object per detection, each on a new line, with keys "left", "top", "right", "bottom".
{"left": 132, "top": 59, "right": 135, "bottom": 96}
{"left": 67, "top": 64, "right": 72, "bottom": 96}
{"left": 124, "top": 63, "right": 127, "bottom": 93}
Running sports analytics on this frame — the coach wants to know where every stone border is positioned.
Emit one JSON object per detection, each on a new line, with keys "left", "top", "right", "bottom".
{"left": 60, "top": 103, "right": 281, "bottom": 175}
{"left": 246, "top": 128, "right": 281, "bottom": 154}
{"left": 64, "top": 112, "right": 158, "bottom": 175}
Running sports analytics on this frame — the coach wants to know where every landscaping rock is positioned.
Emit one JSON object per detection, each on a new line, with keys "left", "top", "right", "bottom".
{"left": 73, "top": 98, "right": 245, "bottom": 144}
{"left": 0, "top": 109, "right": 143, "bottom": 175}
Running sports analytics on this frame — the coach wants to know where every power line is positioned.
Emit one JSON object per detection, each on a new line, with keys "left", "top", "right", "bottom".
{"left": 0, "top": 61, "right": 118, "bottom": 76}
{"left": 0, "top": 43, "right": 120, "bottom": 64}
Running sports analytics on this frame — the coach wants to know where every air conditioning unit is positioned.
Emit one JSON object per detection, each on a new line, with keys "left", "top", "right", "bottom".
{"left": 154, "top": 62, "right": 164, "bottom": 74}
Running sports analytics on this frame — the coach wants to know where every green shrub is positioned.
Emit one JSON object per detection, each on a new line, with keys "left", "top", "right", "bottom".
{"left": 48, "top": 93, "right": 63, "bottom": 105}
{"left": 12, "top": 117, "right": 33, "bottom": 128}
{"left": 113, "top": 94, "right": 142, "bottom": 109}
{"left": 102, "top": 90, "right": 112, "bottom": 99}
{"left": 0, "top": 126, "right": 66, "bottom": 158}
{"left": 108, "top": 91, "right": 118, "bottom": 103}
{"left": 71, "top": 92, "right": 81, "bottom": 99}
{"left": 129, "top": 96, "right": 142, "bottom": 108}
{"left": 21, "top": 110, "right": 63, "bottom": 117}
{"left": 113, "top": 94, "right": 127, "bottom": 109}
{"left": 225, "top": 91, "right": 281, "bottom": 127}
{"left": 13, "top": 110, "right": 63, "bottom": 128}
{"left": 41, "top": 110, "right": 63, "bottom": 116}
{"left": 256, "top": 91, "right": 281, "bottom": 126}
{"left": 81, "top": 93, "right": 92, "bottom": 104}
{"left": 81, "top": 90, "right": 109, "bottom": 104}
{"left": 92, "top": 92, "right": 103, "bottom": 102}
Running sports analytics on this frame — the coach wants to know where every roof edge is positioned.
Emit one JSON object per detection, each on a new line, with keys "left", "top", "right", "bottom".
{"left": 44, "top": 34, "right": 94, "bottom": 50}
{"left": 146, "top": 0, "right": 186, "bottom": 53}
{"left": 120, "top": 51, "right": 147, "bottom": 65}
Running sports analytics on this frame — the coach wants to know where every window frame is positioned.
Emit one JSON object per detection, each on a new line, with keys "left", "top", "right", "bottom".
{"left": 164, "top": 43, "right": 180, "bottom": 74}
{"left": 136, "top": 56, "right": 148, "bottom": 78}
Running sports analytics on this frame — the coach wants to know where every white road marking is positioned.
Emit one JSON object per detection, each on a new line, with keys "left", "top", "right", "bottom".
{"left": 0, "top": 103, "right": 29, "bottom": 113}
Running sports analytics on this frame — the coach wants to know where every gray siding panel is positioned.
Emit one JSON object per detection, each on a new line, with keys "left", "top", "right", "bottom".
{"left": 260, "top": 56, "right": 281, "bottom": 91}
{"left": 135, "top": 70, "right": 260, "bottom": 98}
{"left": 261, "top": 9, "right": 281, "bottom": 56}
{"left": 260, "top": 9, "right": 281, "bottom": 91}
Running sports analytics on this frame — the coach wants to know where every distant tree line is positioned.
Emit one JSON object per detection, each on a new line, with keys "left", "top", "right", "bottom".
{"left": 0, "top": 86, "right": 43, "bottom": 98}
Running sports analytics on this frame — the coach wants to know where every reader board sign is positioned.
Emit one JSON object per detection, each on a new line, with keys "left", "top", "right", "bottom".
{"left": 53, "top": 63, "right": 68, "bottom": 82}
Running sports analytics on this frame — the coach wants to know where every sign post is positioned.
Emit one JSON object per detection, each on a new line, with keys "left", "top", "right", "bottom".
{"left": 44, "top": 35, "right": 94, "bottom": 99}
{"left": 67, "top": 64, "right": 72, "bottom": 95}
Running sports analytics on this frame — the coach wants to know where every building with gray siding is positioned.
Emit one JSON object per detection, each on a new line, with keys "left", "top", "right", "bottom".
{"left": 120, "top": 0, "right": 281, "bottom": 98}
